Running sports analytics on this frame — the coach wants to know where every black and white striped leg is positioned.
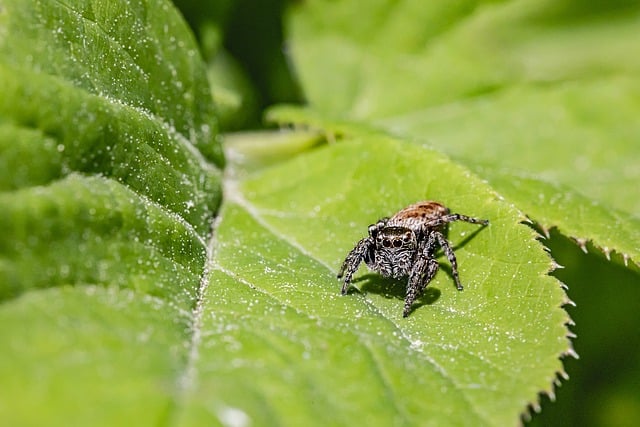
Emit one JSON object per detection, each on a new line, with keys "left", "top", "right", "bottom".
{"left": 338, "top": 237, "right": 373, "bottom": 294}
{"left": 435, "top": 232, "right": 463, "bottom": 291}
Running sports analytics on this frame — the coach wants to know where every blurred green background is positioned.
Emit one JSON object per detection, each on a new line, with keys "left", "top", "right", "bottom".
{"left": 529, "top": 231, "right": 640, "bottom": 427}
{"left": 172, "top": 0, "right": 640, "bottom": 425}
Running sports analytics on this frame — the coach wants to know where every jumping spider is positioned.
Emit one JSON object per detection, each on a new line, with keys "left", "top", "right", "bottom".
{"left": 338, "top": 201, "right": 489, "bottom": 317}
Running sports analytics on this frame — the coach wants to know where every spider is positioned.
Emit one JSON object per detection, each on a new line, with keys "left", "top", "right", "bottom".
{"left": 337, "top": 201, "right": 489, "bottom": 317}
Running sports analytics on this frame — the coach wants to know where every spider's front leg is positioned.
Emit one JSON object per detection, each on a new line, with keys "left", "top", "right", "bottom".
{"left": 338, "top": 237, "right": 374, "bottom": 294}
{"left": 404, "top": 254, "right": 440, "bottom": 318}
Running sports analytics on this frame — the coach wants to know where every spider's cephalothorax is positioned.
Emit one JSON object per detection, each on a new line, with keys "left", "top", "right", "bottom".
{"left": 337, "top": 201, "right": 489, "bottom": 317}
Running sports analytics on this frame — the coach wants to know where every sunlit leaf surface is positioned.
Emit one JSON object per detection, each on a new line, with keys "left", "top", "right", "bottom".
{"left": 179, "top": 137, "right": 571, "bottom": 426}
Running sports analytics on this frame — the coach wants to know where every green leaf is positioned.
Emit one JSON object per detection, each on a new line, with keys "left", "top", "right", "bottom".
{"left": 181, "top": 136, "right": 571, "bottom": 425}
{"left": 224, "top": 128, "right": 325, "bottom": 172}
{"left": 0, "top": 0, "right": 587, "bottom": 424}
{"left": 0, "top": 174, "right": 206, "bottom": 300}
{"left": 0, "top": 0, "right": 223, "bottom": 234}
{"left": 206, "top": 47, "right": 260, "bottom": 132}
{"left": 0, "top": 0, "right": 220, "bottom": 423}
{"left": 470, "top": 167, "right": 640, "bottom": 266}
{"left": 0, "top": 285, "right": 191, "bottom": 426}
{"left": 0, "top": 0, "right": 222, "bottom": 244}
{"left": 285, "top": 0, "right": 640, "bottom": 265}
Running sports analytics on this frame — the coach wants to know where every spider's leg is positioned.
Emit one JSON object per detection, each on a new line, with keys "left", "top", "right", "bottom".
{"left": 338, "top": 237, "right": 373, "bottom": 294}
{"left": 404, "top": 256, "right": 439, "bottom": 318}
{"left": 423, "top": 214, "right": 489, "bottom": 229}
{"left": 435, "top": 232, "right": 464, "bottom": 291}
{"left": 447, "top": 213, "right": 489, "bottom": 226}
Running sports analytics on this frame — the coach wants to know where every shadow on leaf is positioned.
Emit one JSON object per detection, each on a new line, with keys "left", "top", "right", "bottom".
{"left": 448, "top": 222, "right": 489, "bottom": 251}
{"left": 348, "top": 273, "right": 442, "bottom": 309}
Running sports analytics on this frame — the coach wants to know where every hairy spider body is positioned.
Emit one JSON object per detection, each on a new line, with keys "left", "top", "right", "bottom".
{"left": 338, "top": 201, "right": 489, "bottom": 317}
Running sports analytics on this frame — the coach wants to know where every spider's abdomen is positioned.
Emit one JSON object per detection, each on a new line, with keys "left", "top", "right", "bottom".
{"left": 387, "top": 201, "right": 450, "bottom": 232}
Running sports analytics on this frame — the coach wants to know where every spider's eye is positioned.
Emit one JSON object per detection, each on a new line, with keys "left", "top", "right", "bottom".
{"left": 403, "top": 233, "right": 412, "bottom": 243}
{"left": 382, "top": 238, "right": 391, "bottom": 248}
{"left": 393, "top": 239, "right": 402, "bottom": 248}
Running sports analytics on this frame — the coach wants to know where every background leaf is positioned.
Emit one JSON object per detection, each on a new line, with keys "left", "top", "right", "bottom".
{"left": 285, "top": 0, "right": 640, "bottom": 265}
